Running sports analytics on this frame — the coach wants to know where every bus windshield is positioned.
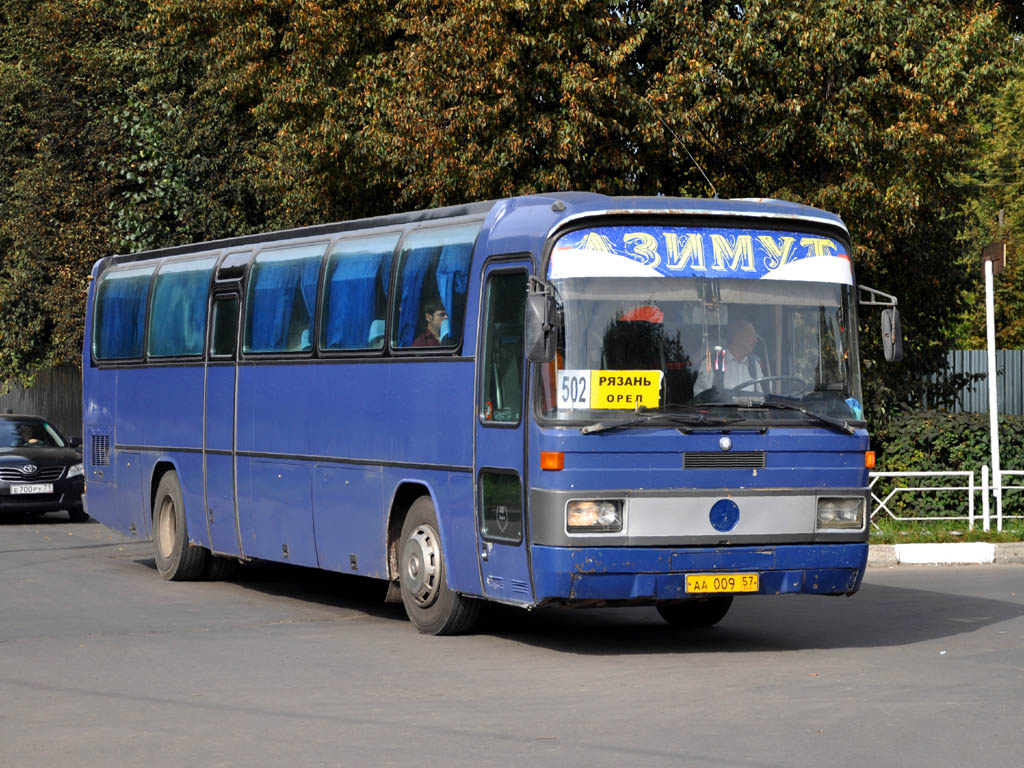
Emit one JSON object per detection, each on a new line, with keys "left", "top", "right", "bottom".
{"left": 539, "top": 275, "right": 863, "bottom": 426}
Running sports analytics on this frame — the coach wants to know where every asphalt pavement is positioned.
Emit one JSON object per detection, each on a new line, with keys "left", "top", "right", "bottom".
{"left": 2, "top": 513, "right": 1023, "bottom": 768}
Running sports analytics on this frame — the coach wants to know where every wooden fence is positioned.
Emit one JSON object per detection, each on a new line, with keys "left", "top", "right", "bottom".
{"left": 0, "top": 365, "right": 82, "bottom": 439}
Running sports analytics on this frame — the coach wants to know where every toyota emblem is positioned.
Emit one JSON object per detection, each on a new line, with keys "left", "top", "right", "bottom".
{"left": 23, "top": 464, "right": 37, "bottom": 474}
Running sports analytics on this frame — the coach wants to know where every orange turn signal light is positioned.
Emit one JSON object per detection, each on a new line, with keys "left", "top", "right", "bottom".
{"left": 540, "top": 451, "right": 565, "bottom": 471}
{"left": 865, "top": 451, "right": 876, "bottom": 469}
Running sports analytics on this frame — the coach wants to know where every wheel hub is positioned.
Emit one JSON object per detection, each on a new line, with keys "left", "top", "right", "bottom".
{"left": 402, "top": 524, "right": 440, "bottom": 607}
{"left": 156, "top": 496, "right": 176, "bottom": 560}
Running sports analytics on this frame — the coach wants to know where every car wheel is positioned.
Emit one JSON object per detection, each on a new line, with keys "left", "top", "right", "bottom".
{"left": 67, "top": 506, "right": 89, "bottom": 523}
{"left": 656, "top": 596, "right": 734, "bottom": 629}
{"left": 152, "top": 470, "right": 209, "bottom": 581}
{"left": 398, "top": 496, "right": 480, "bottom": 635}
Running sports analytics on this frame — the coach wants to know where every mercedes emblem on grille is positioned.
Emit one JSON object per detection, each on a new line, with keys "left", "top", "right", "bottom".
{"left": 718, "top": 437, "right": 732, "bottom": 452}
{"left": 23, "top": 464, "right": 37, "bottom": 474}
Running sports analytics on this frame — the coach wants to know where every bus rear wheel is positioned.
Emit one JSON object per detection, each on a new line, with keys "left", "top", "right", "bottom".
{"left": 398, "top": 496, "right": 480, "bottom": 635}
{"left": 657, "top": 596, "right": 734, "bottom": 629}
{"left": 152, "top": 470, "right": 209, "bottom": 581}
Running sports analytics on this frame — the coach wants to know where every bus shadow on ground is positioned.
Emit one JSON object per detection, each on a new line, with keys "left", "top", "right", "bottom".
{"left": 135, "top": 555, "right": 1024, "bottom": 653}
{"left": 479, "top": 581, "right": 1024, "bottom": 654}
{"left": 136, "top": 555, "right": 410, "bottom": 623}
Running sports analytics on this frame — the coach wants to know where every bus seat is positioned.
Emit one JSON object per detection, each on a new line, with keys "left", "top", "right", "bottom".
{"left": 367, "top": 319, "right": 385, "bottom": 348}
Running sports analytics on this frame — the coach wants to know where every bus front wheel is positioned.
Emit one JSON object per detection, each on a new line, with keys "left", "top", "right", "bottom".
{"left": 152, "top": 470, "right": 209, "bottom": 581}
{"left": 398, "top": 496, "right": 480, "bottom": 635}
{"left": 657, "top": 596, "right": 733, "bottom": 629}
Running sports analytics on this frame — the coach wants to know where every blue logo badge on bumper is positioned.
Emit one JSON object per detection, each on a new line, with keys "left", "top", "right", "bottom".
{"left": 710, "top": 499, "right": 740, "bottom": 532}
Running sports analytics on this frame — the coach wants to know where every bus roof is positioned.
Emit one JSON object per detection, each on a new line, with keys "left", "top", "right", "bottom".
{"left": 104, "top": 193, "right": 849, "bottom": 267}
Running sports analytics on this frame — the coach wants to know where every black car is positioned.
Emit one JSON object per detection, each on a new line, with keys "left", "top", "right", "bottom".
{"left": 0, "top": 414, "right": 86, "bottom": 521}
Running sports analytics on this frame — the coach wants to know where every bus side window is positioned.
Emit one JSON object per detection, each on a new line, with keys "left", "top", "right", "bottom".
{"left": 480, "top": 271, "right": 527, "bottom": 424}
{"left": 320, "top": 233, "right": 399, "bottom": 351}
{"left": 244, "top": 242, "right": 327, "bottom": 354}
{"left": 210, "top": 295, "right": 240, "bottom": 358}
{"left": 148, "top": 257, "right": 218, "bottom": 358}
{"left": 93, "top": 265, "right": 156, "bottom": 361}
{"left": 391, "top": 222, "right": 482, "bottom": 349}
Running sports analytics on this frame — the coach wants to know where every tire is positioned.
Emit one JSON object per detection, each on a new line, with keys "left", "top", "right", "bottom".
{"left": 398, "top": 496, "right": 480, "bottom": 635}
{"left": 152, "top": 470, "right": 209, "bottom": 581}
{"left": 657, "top": 596, "right": 734, "bottom": 629}
{"left": 204, "top": 555, "right": 240, "bottom": 581}
{"left": 67, "top": 506, "right": 89, "bottom": 523}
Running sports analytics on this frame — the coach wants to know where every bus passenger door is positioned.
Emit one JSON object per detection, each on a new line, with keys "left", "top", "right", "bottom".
{"left": 204, "top": 291, "right": 242, "bottom": 555}
{"left": 474, "top": 264, "right": 533, "bottom": 604}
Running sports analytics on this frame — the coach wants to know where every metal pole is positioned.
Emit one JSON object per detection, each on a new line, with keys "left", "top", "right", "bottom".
{"left": 982, "top": 464, "right": 990, "bottom": 532}
{"left": 969, "top": 469, "right": 975, "bottom": 531}
{"left": 985, "top": 258, "right": 1003, "bottom": 531}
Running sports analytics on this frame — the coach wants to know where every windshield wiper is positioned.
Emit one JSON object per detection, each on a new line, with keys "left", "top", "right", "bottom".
{"left": 699, "top": 398, "right": 856, "bottom": 435}
{"left": 580, "top": 409, "right": 743, "bottom": 435}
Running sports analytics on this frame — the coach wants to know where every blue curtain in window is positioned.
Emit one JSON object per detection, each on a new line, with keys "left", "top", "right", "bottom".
{"left": 435, "top": 242, "right": 471, "bottom": 341}
{"left": 97, "top": 270, "right": 152, "bottom": 359}
{"left": 248, "top": 257, "right": 319, "bottom": 352}
{"left": 181, "top": 268, "right": 210, "bottom": 354}
{"left": 249, "top": 262, "right": 297, "bottom": 352}
{"left": 298, "top": 258, "right": 319, "bottom": 349}
{"left": 149, "top": 264, "right": 213, "bottom": 356}
{"left": 157, "top": 294, "right": 187, "bottom": 355}
{"left": 396, "top": 249, "right": 434, "bottom": 347}
{"left": 323, "top": 251, "right": 388, "bottom": 349}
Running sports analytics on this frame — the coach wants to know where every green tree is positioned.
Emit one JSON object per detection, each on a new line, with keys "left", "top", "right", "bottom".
{"left": 953, "top": 55, "right": 1024, "bottom": 349}
{"left": 0, "top": 0, "right": 1015, "bottom": 426}
{"left": 0, "top": 0, "right": 148, "bottom": 386}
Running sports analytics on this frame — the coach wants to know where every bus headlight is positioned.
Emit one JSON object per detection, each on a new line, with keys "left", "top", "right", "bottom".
{"left": 816, "top": 497, "right": 865, "bottom": 530}
{"left": 567, "top": 500, "right": 623, "bottom": 533}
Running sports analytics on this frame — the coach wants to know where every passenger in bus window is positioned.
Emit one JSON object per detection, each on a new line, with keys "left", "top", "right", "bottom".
{"left": 694, "top": 318, "right": 765, "bottom": 394}
{"left": 412, "top": 298, "right": 449, "bottom": 347}
{"left": 367, "top": 319, "right": 386, "bottom": 348}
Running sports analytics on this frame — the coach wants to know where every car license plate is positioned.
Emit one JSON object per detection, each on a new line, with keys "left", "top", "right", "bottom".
{"left": 686, "top": 573, "right": 759, "bottom": 594}
{"left": 10, "top": 483, "right": 54, "bottom": 495}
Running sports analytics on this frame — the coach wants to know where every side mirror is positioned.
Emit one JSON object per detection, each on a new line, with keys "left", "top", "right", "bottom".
{"left": 881, "top": 308, "right": 904, "bottom": 363}
{"left": 859, "top": 285, "right": 904, "bottom": 364}
{"left": 525, "top": 279, "right": 557, "bottom": 363}
{"left": 68, "top": 436, "right": 82, "bottom": 448}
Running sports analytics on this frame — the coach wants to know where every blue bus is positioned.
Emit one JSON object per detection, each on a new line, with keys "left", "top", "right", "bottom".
{"left": 82, "top": 193, "right": 902, "bottom": 634}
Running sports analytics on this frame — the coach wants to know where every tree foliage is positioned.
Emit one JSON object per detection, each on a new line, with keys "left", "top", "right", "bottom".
{"left": 953, "top": 47, "right": 1024, "bottom": 349}
{"left": 0, "top": 0, "right": 1016, "bottom": 425}
{"left": 0, "top": 0, "right": 146, "bottom": 386}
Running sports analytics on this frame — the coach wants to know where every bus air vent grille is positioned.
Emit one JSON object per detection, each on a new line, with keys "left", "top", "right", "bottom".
{"left": 683, "top": 451, "right": 765, "bottom": 469}
{"left": 91, "top": 434, "right": 111, "bottom": 466}
{"left": 511, "top": 579, "right": 531, "bottom": 598}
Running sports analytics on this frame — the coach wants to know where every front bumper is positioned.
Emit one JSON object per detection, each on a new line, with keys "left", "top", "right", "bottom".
{"left": 0, "top": 477, "right": 84, "bottom": 513}
{"left": 531, "top": 542, "right": 868, "bottom": 605}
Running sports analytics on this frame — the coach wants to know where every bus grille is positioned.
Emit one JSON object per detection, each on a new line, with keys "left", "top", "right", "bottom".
{"left": 92, "top": 435, "right": 111, "bottom": 466}
{"left": 683, "top": 452, "right": 766, "bottom": 469}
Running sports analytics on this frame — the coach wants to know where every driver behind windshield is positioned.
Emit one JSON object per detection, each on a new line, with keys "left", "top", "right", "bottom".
{"left": 0, "top": 421, "right": 53, "bottom": 448}
{"left": 694, "top": 318, "right": 764, "bottom": 394}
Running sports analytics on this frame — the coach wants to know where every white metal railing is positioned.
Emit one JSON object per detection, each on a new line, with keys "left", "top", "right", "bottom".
{"left": 869, "top": 468, "right": 1023, "bottom": 532}
{"left": 869, "top": 471, "right": 975, "bottom": 530}
{"left": 995, "top": 469, "right": 1024, "bottom": 532}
